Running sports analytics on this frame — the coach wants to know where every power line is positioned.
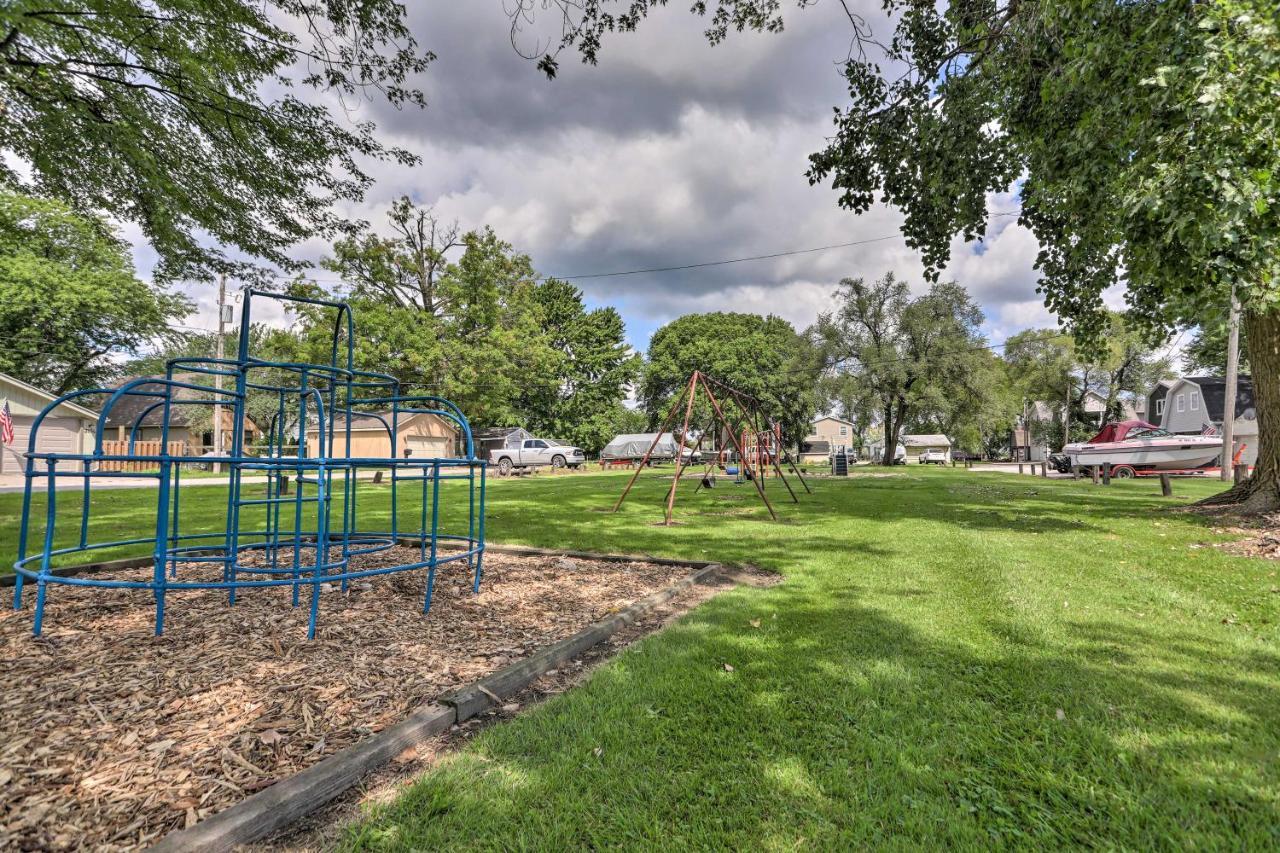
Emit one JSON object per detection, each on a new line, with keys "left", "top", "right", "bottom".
{"left": 551, "top": 214, "right": 1022, "bottom": 281}
{"left": 212, "top": 213, "right": 1024, "bottom": 288}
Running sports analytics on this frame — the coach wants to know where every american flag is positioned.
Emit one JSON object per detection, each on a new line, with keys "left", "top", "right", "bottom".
{"left": 0, "top": 399, "right": 13, "bottom": 446}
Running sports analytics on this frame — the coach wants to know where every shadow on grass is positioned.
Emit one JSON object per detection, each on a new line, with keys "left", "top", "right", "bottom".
{"left": 344, "top": 583, "right": 1280, "bottom": 849}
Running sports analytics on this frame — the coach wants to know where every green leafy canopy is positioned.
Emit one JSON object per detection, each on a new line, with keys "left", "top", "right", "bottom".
{"left": 1, "top": 1, "right": 432, "bottom": 280}
{"left": 527, "top": 0, "right": 1279, "bottom": 344}
{"left": 0, "top": 191, "right": 190, "bottom": 393}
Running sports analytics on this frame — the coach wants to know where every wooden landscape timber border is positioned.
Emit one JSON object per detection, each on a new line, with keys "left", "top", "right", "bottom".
{"left": 3, "top": 544, "right": 725, "bottom": 852}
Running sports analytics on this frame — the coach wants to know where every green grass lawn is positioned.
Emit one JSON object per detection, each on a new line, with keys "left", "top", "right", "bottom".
{"left": 3, "top": 468, "right": 1277, "bottom": 847}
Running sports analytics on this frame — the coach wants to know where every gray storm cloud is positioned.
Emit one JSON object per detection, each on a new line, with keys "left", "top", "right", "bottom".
{"left": 166, "top": 1, "right": 1047, "bottom": 348}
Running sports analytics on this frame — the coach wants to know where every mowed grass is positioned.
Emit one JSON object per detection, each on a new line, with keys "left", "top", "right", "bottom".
{"left": 2, "top": 468, "right": 1278, "bottom": 847}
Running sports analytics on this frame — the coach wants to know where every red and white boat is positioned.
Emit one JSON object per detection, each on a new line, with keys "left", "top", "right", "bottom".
{"left": 1062, "top": 420, "right": 1223, "bottom": 476}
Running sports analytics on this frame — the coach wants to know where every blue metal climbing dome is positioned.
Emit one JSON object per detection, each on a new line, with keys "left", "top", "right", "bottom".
{"left": 11, "top": 289, "right": 486, "bottom": 639}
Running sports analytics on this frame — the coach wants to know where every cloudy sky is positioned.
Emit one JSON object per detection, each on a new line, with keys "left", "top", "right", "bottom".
{"left": 157, "top": 1, "right": 1055, "bottom": 352}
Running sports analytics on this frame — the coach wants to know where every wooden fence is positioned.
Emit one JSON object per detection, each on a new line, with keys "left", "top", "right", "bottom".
{"left": 97, "top": 440, "right": 189, "bottom": 472}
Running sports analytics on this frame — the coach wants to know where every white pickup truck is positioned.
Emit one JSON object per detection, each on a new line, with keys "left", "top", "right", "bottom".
{"left": 490, "top": 438, "right": 586, "bottom": 475}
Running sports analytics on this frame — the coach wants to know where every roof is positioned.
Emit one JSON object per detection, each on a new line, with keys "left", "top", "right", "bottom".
{"left": 305, "top": 411, "right": 456, "bottom": 434}
{"left": 473, "top": 427, "right": 528, "bottom": 440}
{"left": 0, "top": 371, "right": 99, "bottom": 420}
{"left": 102, "top": 374, "right": 258, "bottom": 430}
{"left": 813, "top": 416, "right": 855, "bottom": 427}
{"left": 901, "top": 434, "right": 950, "bottom": 446}
{"left": 1168, "top": 375, "right": 1255, "bottom": 421}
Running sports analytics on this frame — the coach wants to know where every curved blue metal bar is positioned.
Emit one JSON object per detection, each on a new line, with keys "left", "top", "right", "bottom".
{"left": 12, "top": 291, "right": 486, "bottom": 641}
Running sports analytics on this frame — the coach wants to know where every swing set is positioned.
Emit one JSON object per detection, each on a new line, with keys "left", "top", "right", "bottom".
{"left": 611, "top": 370, "right": 810, "bottom": 525}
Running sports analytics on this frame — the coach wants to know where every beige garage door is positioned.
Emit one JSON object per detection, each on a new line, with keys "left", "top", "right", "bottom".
{"left": 404, "top": 435, "right": 450, "bottom": 459}
{"left": 1, "top": 416, "right": 82, "bottom": 474}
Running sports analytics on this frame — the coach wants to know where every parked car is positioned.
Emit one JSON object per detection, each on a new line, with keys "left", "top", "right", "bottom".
{"left": 490, "top": 437, "right": 586, "bottom": 475}
{"left": 917, "top": 449, "right": 949, "bottom": 465}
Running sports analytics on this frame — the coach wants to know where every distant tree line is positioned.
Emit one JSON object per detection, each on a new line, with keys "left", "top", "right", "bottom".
{"left": 0, "top": 188, "right": 1188, "bottom": 463}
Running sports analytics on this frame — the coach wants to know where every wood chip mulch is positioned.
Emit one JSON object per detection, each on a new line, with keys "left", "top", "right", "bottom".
{"left": 0, "top": 549, "right": 692, "bottom": 851}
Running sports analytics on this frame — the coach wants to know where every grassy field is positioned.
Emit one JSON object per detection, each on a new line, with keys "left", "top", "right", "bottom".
{"left": 3, "top": 468, "right": 1278, "bottom": 847}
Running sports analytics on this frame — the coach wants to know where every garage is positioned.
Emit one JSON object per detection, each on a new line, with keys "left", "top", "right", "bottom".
{"left": 305, "top": 411, "right": 459, "bottom": 460}
{"left": 1, "top": 372, "right": 99, "bottom": 476}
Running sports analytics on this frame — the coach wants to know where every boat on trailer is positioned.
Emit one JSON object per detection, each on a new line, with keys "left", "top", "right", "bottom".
{"left": 1062, "top": 420, "right": 1223, "bottom": 477}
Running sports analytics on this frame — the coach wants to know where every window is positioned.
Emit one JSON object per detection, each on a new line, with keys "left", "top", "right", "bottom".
{"left": 1190, "top": 391, "right": 1200, "bottom": 411}
{"left": 839, "top": 426, "right": 848, "bottom": 436}
{"left": 525, "top": 439, "right": 548, "bottom": 449}
{"left": 1156, "top": 398, "right": 1165, "bottom": 417}
{"left": 1176, "top": 394, "right": 1185, "bottom": 413}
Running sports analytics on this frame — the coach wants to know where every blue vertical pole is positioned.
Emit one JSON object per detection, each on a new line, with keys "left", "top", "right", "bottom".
{"left": 291, "top": 372, "right": 309, "bottom": 607}
{"left": 423, "top": 461, "right": 440, "bottom": 613}
{"left": 14, "top": 448, "right": 36, "bottom": 609}
{"left": 153, "top": 456, "right": 172, "bottom": 635}
{"left": 169, "top": 458, "right": 181, "bottom": 578}
{"left": 467, "top": 464, "right": 475, "bottom": 571}
{"left": 473, "top": 463, "right": 486, "bottom": 593}
{"left": 32, "top": 458, "right": 57, "bottom": 635}
{"left": 307, "top": 459, "right": 329, "bottom": 640}
{"left": 419, "top": 461, "right": 428, "bottom": 563}
{"left": 78, "top": 459, "right": 91, "bottom": 550}
{"left": 153, "top": 386, "right": 176, "bottom": 635}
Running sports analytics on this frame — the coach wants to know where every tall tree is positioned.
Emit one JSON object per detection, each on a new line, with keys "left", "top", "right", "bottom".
{"left": 1090, "top": 314, "right": 1173, "bottom": 422}
{"left": 1184, "top": 312, "right": 1251, "bottom": 377}
{"left": 1, "top": 2, "right": 430, "bottom": 280}
{"left": 812, "top": 273, "right": 991, "bottom": 465}
{"left": 518, "top": 279, "right": 641, "bottom": 453}
{"left": 640, "top": 312, "right": 821, "bottom": 450}
{"left": 294, "top": 202, "right": 635, "bottom": 442}
{"left": 0, "top": 191, "right": 190, "bottom": 393}
{"left": 523, "top": 0, "right": 1280, "bottom": 508}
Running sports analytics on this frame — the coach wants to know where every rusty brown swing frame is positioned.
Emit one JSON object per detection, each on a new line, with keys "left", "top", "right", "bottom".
{"left": 611, "top": 371, "right": 810, "bottom": 525}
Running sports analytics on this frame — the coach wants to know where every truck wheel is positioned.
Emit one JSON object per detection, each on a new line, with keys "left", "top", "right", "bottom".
{"left": 551, "top": 454, "right": 566, "bottom": 469}
{"left": 497, "top": 457, "right": 513, "bottom": 476}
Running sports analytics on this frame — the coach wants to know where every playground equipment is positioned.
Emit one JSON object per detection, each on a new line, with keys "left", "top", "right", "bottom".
{"left": 11, "top": 289, "right": 486, "bottom": 639}
{"left": 612, "top": 371, "right": 809, "bottom": 524}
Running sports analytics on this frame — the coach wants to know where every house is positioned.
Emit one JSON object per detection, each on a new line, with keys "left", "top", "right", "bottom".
{"left": 807, "top": 416, "right": 856, "bottom": 447}
{"left": 305, "top": 411, "right": 459, "bottom": 459}
{"left": 473, "top": 427, "right": 534, "bottom": 459}
{"left": 100, "top": 374, "right": 260, "bottom": 454}
{"left": 801, "top": 416, "right": 855, "bottom": 463}
{"left": 901, "top": 434, "right": 951, "bottom": 463}
{"left": 1011, "top": 391, "right": 1135, "bottom": 461}
{"left": 0, "top": 372, "right": 100, "bottom": 475}
{"left": 1150, "top": 376, "right": 1256, "bottom": 465}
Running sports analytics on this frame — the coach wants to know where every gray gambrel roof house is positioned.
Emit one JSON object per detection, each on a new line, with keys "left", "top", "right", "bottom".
{"left": 1147, "top": 376, "right": 1255, "bottom": 428}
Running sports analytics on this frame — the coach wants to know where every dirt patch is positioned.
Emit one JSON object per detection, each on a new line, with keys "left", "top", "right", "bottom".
{"left": 255, "top": 565, "right": 779, "bottom": 851}
{"left": 1206, "top": 512, "right": 1280, "bottom": 559}
{"left": 0, "top": 549, "right": 702, "bottom": 851}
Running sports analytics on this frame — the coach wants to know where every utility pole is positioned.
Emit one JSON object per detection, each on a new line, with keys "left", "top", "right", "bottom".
{"left": 213, "top": 274, "right": 227, "bottom": 474}
{"left": 1064, "top": 376, "right": 1071, "bottom": 449}
{"left": 1221, "top": 286, "right": 1241, "bottom": 480}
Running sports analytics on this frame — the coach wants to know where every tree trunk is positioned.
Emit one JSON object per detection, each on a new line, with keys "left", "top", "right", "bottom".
{"left": 1198, "top": 307, "right": 1280, "bottom": 512}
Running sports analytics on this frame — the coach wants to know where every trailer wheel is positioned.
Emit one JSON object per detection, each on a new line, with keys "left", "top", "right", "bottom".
{"left": 1112, "top": 464, "right": 1136, "bottom": 479}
